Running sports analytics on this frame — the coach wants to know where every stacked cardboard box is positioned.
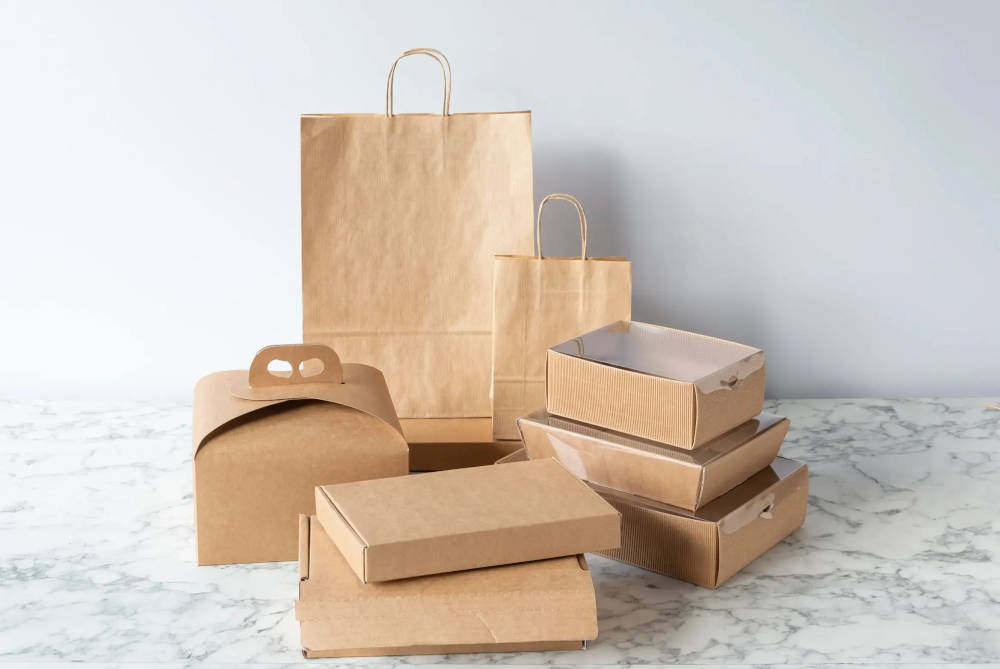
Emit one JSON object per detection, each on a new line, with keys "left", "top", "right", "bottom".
{"left": 513, "top": 320, "right": 809, "bottom": 588}
{"left": 295, "top": 458, "right": 622, "bottom": 657}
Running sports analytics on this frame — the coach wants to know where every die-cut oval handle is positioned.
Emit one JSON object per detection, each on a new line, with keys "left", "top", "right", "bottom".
{"left": 247, "top": 344, "right": 343, "bottom": 387}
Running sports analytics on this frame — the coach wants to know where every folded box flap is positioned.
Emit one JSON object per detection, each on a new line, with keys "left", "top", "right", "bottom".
{"left": 693, "top": 349, "right": 765, "bottom": 395}
{"left": 713, "top": 458, "right": 809, "bottom": 585}
{"left": 706, "top": 457, "right": 806, "bottom": 530}
{"left": 192, "top": 363, "right": 403, "bottom": 457}
{"left": 691, "top": 358, "right": 767, "bottom": 446}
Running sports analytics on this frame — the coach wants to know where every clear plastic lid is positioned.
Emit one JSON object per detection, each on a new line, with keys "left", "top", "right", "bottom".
{"left": 518, "top": 409, "right": 784, "bottom": 466}
{"left": 550, "top": 320, "right": 762, "bottom": 383}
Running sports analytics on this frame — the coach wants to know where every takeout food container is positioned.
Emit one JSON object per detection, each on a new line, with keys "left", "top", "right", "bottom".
{"left": 314, "top": 458, "right": 621, "bottom": 582}
{"left": 496, "top": 451, "right": 808, "bottom": 588}
{"left": 192, "top": 344, "right": 408, "bottom": 565}
{"left": 297, "top": 515, "right": 598, "bottom": 658}
{"left": 517, "top": 410, "right": 788, "bottom": 510}
{"left": 546, "top": 321, "right": 766, "bottom": 448}
{"left": 596, "top": 457, "right": 808, "bottom": 588}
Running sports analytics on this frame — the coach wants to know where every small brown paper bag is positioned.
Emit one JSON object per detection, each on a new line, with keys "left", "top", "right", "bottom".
{"left": 301, "top": 48, "right": 534, "bottom": 419}
{"left": 492, "top": 194, "right": 632, "bottom": 440}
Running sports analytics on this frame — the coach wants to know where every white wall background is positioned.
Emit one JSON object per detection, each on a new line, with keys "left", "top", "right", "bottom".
{"left": 1, "top": 0, "right": 997, "bottom": 400}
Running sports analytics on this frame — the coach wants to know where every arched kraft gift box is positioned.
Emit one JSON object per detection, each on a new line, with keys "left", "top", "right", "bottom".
{"left": 192, "top": 344, "right": 409, "bottom": 566}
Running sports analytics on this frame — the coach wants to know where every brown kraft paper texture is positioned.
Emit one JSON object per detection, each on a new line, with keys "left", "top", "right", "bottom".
{"left": 302, "top": 48, "right": 534, "bottom": 418}
{"left": 492, "top": 193, "right": 631, "bottom": 439}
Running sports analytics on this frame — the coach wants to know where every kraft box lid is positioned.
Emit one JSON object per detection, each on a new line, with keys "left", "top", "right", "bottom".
{"left": 314, "top": 458, "right": 621, "bottom": 582}
{"left": 296, "top": 515, "right": 597, "bottom": 658}
{"left": 546, "top": 321, "right": 766, "bottom": 449}
{"left": 594, "top": 457, "right": 808, "bottom": 588}
{"left": 517, "top": 411, "right": 789, "bottom": 510}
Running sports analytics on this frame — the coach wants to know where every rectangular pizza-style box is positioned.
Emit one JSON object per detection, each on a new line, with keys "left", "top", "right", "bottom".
{"left": 517, "top": 410, "right": 788, "bottom": 510}
{"left": 297, "top": 515, "right": 597, "bottom": 658}
{"left": 401, "top": 417, "right": 522, "bottom": 471}
{"left": 314, "top": 458, "right": 621, "bottom": 582}
{"left": 546, "top": 321, "right": 765, "bottom": 448}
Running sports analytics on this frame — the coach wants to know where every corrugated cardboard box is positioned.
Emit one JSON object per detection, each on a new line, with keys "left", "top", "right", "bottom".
{"left": 596, "top": 457, "right": 808, "bottom": 588}
{"left": 315, "top": 458, "right": 621, "bottom": 582}
{"left": 517, "top": 410, "right": 788, "bottom": 510}
{"left": 297, "top": 515, "right": 597, "bottom": 658}
{"left": 496, "top": 451, "right": 807, "bottom": 588}
{"left": 402, "top": 417, "right": 521, "bottom": 471}
{"left": 546, "top": 321, "right": 765, "bottom": 448}
{"left": 192, "top": 344, "right": 408, "bottom": 565}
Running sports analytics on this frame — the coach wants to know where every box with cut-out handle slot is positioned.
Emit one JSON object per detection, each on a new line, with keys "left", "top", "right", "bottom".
{"left": 192, "top": 343, "right": 408, "bottom": 565}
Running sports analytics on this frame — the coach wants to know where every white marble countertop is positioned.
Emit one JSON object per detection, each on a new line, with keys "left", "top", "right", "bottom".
{"left": 2, "top": 398, "right": 999, "bottom": 667}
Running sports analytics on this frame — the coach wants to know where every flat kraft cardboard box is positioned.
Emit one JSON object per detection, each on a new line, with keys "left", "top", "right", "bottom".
{"left": 402, "top": 417, "right": 521, "bottom": 471}
{"left": 596, "top": 457, "right": 808, "bottom": 588}
{"left": 297, "top": 515, "right": 597, "bottom": 658}
{"left": 517, "top": 410, "right": 788, "bottom": 510}
{"left": 546, "top": 321, "right": 765, "bottom": 448}
{"left": 315, "top": 458, "right": 621, "bottom": 582}
{"left": 192, "top": 344, "right": 408, "bottom": 565}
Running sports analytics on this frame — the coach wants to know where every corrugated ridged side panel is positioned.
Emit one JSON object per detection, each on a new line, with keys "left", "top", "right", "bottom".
{"left": 596, "top": 494, "right": 718, "bottom": 588}
{"left": 546, "top": 351, "right": 694, "bottom": 448}
{"left": 693, "top": 366, "right": 767, "bottom": 445}
{"left": 715, "top": 465, "right": 809, "bottom": 585}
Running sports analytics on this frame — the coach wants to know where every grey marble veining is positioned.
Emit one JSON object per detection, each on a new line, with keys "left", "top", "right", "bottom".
{"left": 1, "top": 398, "right": 999, "bottom": 666}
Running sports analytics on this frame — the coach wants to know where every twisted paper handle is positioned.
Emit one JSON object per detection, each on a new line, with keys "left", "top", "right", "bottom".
{"left": 385, "top": 48, "right": 452, "bottom": 117}
{"left": 536, "top": 193, "right": 588, "bottom": 259}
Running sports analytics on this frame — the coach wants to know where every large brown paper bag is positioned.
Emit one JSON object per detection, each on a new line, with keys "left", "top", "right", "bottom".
{"left": 492, "top": 194, "right": 632, "bottom": 439}
{"left": 302, "top": 48, "right": 534, "bottom": 418}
